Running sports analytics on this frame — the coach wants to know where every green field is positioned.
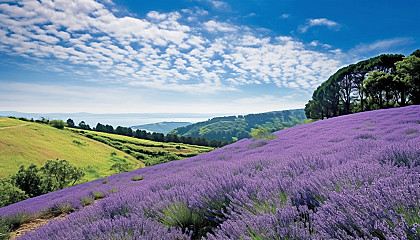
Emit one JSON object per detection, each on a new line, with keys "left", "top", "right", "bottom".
{"left": 0, "top": 117, "right": 143, "bottom": 181}
{"left": 70, "top": 128, "right": 214, "bottom": 166}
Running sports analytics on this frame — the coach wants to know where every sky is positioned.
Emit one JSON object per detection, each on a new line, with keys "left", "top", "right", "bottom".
{"left": 0, "top": 0, "right": 419, "bottom": 115}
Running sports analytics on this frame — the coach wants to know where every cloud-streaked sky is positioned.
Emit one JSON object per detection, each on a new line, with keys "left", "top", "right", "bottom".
{"left": 0, "top": 0, "right": 418, "bottom": 114}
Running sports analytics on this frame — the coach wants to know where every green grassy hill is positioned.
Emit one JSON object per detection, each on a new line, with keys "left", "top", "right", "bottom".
{"left": 0, "top": 117, "right": 143, "bottom": 181}
{"left": 170, "top": 109, "right": 307, "bottom": 141}
{"left": 70, "top": 128, "right": 214, "bottom": 166}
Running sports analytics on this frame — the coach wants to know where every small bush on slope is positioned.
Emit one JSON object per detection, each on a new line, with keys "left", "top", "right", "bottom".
{"left": 0, "top": 106, "right": 419, "bottom": 239}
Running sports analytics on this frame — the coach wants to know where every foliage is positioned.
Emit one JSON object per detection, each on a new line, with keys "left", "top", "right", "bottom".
{"left": 49, "top": 120, "right": 65, "bottom": 129}
{"left": 11, "top": 164, "right": 44, "bottom": 198}
{"left": 0, "top": 217, "right": 11, "bottom": 240}
{"left": 40, "top": 159, "right": 85, "bottom": 190}
{"left": 89, "top": 122, "right": 229, "bottom": 147}
{"left": 170, "top": 109, "right": 306, "bottom": 142}
{"left": 110, "top": 162, "right": 132, "bottom": 173}
{"left": 78, "top": 121, "right": 91, "bottom": 130}
{"left": 1, "top": 159, "right": 85, "bottom": 208}
{"left": 0, "top": 179, "right": 28, "bottom": 208}
{"left": 66, "top": 118, "right": 75, "bottom": 127}
{"left": 305, "top": 50, "right": 420, "bottom": 119}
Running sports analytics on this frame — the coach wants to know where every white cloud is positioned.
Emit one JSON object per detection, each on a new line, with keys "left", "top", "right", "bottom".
{"left": 0, "top": 0, "right": 346, "bottom": 94}
{"left": 199, "top": 0, "right": 229, "bottom": 10}
{"left": 203, "top": 20, "right": 237, "bottom": 32}
{"left": 349, "top": 37, "right": 414, "bottom": 56}
{"left": 299, "top": 18, "right": 341, "bottom": 33}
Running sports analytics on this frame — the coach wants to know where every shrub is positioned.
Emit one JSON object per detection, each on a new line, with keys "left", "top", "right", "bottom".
{"left": 110, "top": 163, "right": 131, "bottom": 173}
{"left": 0, "top": 179, "right": 28, "bottom": 208}
{"left": 50, "top": 120, "right": 65, "bottom": 129}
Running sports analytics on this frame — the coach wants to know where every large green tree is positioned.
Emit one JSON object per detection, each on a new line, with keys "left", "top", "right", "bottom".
{"left": 395, "top": 54, "right": 420, "bottom": 104}
{"left": 305, "top": 51, "right": 418, "bottom": 119}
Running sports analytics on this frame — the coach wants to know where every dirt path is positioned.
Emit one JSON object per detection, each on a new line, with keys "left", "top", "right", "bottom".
{"left": 9, "top": 213, "right": 66, "bottom": 239}
{"left": 0, "top": 124, "right": 29, "bottom": 130}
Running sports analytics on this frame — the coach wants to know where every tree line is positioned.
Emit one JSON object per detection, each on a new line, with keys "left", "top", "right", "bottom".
{"left": 66, "top": 119, "right": 230, "bottom": 148}
{"left": 305, "top": 49, "right": 420, "bottom": 119}
{"left": 170, "top": 109, "right": 307, "bottom": 142}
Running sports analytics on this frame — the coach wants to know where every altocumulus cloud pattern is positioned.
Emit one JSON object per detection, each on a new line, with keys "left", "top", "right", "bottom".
{"left": 0, "top": 0, "right": 346, "bottom": 93}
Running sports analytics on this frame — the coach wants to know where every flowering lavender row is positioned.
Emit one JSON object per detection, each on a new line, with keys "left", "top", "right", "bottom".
{"left": 1, "top": 106, "right": 419, "bottom": 239}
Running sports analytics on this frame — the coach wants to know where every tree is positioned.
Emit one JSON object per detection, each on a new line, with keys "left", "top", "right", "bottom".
{"left": 66, "top": 118, "right": 75, "bottom": 127}
{"left": 11, "top": 164, "right": 43, "bottom": 198}
{"left": 78, "top": 121, "right": 91, "bottom": 130}
{"left": 0, "top": 178, "right": 28, "bottom": 208}
{"left": 395, "top": 54, "right": 420, "bottom": 104}
{"left": 40, "top": 159, "right": 85, "bottom": 190}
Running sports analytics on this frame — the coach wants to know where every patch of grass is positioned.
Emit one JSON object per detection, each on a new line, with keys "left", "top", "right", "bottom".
{"left": 72, "top": 139, "right": 86, "bottom": 146}
{"left": 357, "top": 134, "right": 377, "bottom": 140}
{"left": 253, "top": 134, "right": 278, "bottom": 141}
{"left": 406, "top": 129, "right": 418, "bottom": 135}
{"left": 109, "top": 189, "right": 119, "bottom": 193}
{"left": 102, "top": 180, "right": 109, "bottom": 184}
{"left": 48, "top": 204, "right": 74, "bottom": 216}
{"left": 81, "top": 197, "right": 94, "bottom": 207}
{"left": 0, "top": 213, "right": 31, "bottom": 240}
{"left": 0, "top": 217, "right": 11, "bottom": 240}
{"left": 92, "top": 192, "right": 105, "bottom": 200}
{"left": 247, "top": 141, "right": 268, "bottom": 150}
{"left": 131, "top": 176, "right": 144, "bottom": 181}
{"left": 159, "top": 203, "right": 214, "bottom": 239}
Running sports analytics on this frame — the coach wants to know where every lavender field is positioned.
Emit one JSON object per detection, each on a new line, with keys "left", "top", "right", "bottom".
{"left": 1, "top": 106, "right": 419, "bottom": 239}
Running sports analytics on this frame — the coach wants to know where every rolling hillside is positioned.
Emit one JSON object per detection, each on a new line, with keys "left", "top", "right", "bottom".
{"left": 0, "top": 117, "right": 143, "bottom": 181}
{"left": 69, "top": 128, "right": 214, "bottom": 166}
{"left": 1, "top": 106, "right": 418, "bottom": 239}
{"left": 170, "top": 109, "right": 307, "bottom": 141}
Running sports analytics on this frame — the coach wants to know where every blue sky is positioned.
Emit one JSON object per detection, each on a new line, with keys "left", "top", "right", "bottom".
{"left": 0, "top": 0, "right": 418, "bottom": 114}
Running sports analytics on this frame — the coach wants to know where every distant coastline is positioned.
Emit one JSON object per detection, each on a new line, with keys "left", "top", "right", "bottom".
{"left": 0, "top": 111, "right": 220, "bottom": 127}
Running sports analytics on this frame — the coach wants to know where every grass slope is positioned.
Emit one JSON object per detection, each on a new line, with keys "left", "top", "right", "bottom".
{"left": 70, "top": 128, "right": 214, "bottom": 166}
{"left": 0, "top": 117, "right": 143, "bottom": 181}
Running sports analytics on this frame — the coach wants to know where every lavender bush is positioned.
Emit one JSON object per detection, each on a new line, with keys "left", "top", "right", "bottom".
{"left": 1, "top": 106, "right": 419, "bottom": 239}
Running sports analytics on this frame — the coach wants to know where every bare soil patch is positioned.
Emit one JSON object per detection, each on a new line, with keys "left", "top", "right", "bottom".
{"left": 9, "top": 213, "right": 66, "bottom": 239}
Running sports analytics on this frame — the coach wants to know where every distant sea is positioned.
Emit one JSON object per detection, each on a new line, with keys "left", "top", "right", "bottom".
{"left": 0, "top": 111, "right": 225, "bottom": 127}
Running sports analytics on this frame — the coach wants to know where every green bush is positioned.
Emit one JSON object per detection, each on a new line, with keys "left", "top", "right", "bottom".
{"left": 110, "top": 162, "right": 131, "bottom": 173}
{"left": 0, "top": 179, "right": 28, "bottom": 208}
{"left": 50, "top": 120, "right": 66, "bottom": 129}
